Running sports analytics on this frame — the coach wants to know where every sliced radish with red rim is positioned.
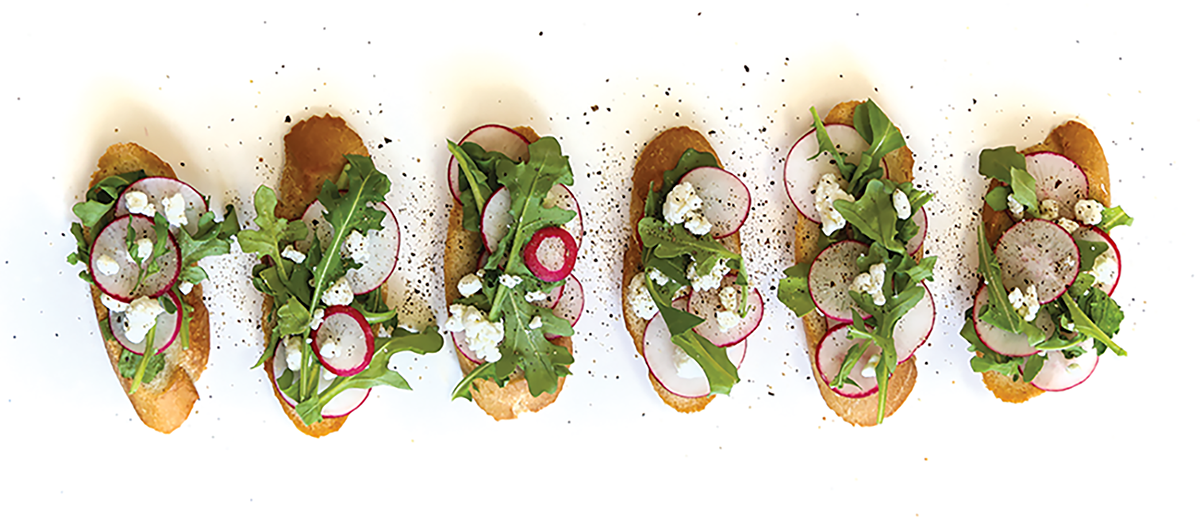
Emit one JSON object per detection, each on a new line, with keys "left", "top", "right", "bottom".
{"left": 451, "top": 331, "right": 483, "bottom": 365}
{"left": 544, "top": 184, "right": 583, "bottom": 246}
{"left": 110, "top": 291, "right": 183, "bottom": 355}
{"left": 448, "top": 125, "right": 531, "bottom": 204}
{"left": 784, "top": 124, "right": 868, "bottom": 222}
{"left": 90, "top": 214, "right": 181, "bottom": 303}
{"left": 271, "top": 341, "right": 371, "bottom": 418}
{"left": 1072, "top": 226, "right": 1120, "bottom": 296}
{"left": 686, "top": 275, "right": 764, "bottom": 347}
{"left": 544, "top": 274, "right": 584, "bottom": 340}
{"left": 815, "top": 323, "right": 879, "bottom": 398}
{"left": 676, "top": 166, "right": 751, "bottom": 239}
{"left": 995, "top": 218, "right": 1080, "bottom": 303}
{"left": 1028, "top": 342, "right": 1099, "bottom": 392}
{"left": 972, "top": 286, "right": 1054, "bottom": 357}
{"left": 298, "top": 199, "right": 400, "bottom": 295}
{"left": 642, "top": 311, "right": 707, "bottom": 398}
{"left": 892, "top": 282, "right": 935, "bottom": 362}
{"left": 113, "top": 177, "right": 208, "bottom": 236}
{"left": 809, "top": 240, "right": 870, "bottom": 323}
{"left": 531, "top": 282, "right": 565, "bottom": 310}
{"left": 523, "top": 226, "right": 578, "bottom": 282}
{"left": 310, "top": 305, "right": 375, "bottom": 377}
{"left": 480, "top": 188, "right": 512, "bottom": 253}
{"left": 905, "top": 207, "right": 927, "bottom": 256}
{"left": 1025, "top": 152, "right": 1089, "bottom": 215}
{"left": 726, "top": 340, "right": 747, "bottom": 369}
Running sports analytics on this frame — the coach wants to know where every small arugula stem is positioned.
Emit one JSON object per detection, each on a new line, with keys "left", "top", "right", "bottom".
{"left": 874, "top": 359, "right": 890, "bottom": 425}
{"left": 128, "top": 324, "right": 157, "bottom": 394}
{"left": 449, "top": 143, "right": 488, "bottom": 212}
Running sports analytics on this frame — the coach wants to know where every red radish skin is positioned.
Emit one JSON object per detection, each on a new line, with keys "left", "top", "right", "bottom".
{"left": 1072, "top": 226, "right": 1121, "bottom": 296}
{"left": 523, "top": 226, "right": 578, "bottom": 282}
{"left": 114, "top": 176, "right": 208, "bottom": 235}
{"left": 809, "top": 240, "right": 871, "bottom": 323}
{"left": 90, "top": 214, "right": 181, "bottom": 303}
{"left": 311, "top": 305, "right": 375, "bottom": 377}
{"left": 480, "top": 188, "right": 512, "bottom": 253}
{"left": 676, "top": 166, "right": 751, "bottom": 239}
{"left": 531, "top": 282, "right": 566, "bottom": 310}
{"left": 110, "top": 290, "right": 183, "bottom": 355}
{"left": 726, "top": 340, "right": 747, "bottom": 369}
{"left": 816, "top": 323, "right": 879, "bottom": 398}
{"left": 686, "top": 275, "right": 764, "bottom": 347}
{"left": 905, "top": 207, "right": 927, "bottom": 257}
{"left": 892, "top": 282, "right": 935, "bottom": 362}
{"left": 299, "top": 199, "right": 401, "bottom": 295}
{"left": 995, "top": 218, "right": 1080, "bottom": 303}
{"left": 448, "top": 125, "right": 530, "bottom": 204}
{"left": 784, "top": 124, "right": 868, "bottom": 222}
{"left": 1025, "top": 152, "right": 1089, "bottom": 216}
{"left": 544, "top": 184, "right": 584, "bottom": 246}
{"left": 271, "top": 343, "right": 372, "bottom": 418}
{"left": 972, "top": 286, "right": 1053, "bottom": 357}
{"left": 1029, "top": 343, "right": 1099, "bottom": 392}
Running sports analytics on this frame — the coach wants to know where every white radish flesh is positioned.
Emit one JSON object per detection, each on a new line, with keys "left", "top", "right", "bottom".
{"left": 531, "top": 282, "right": 566, "bottom": 310}
{"left": 809, "top": 240, "right": 870, "bottom": 323}
{"left": 726, "top": 340, "right": 747, "bottom": 369}
{"left": 816, "top": 324, "right": 879, "bottom": 398}
{"left": 299, "top": 199, "right": 401, "bottom": 295}
{"left": 972, "top": 286, "right": 1054, "bottom": 357}
{"left": 480, "top": 187, "right": 512, "bottom": 253}
{"left": 1073, "top": 226, "right": 1121, "bottom": 296}
{"left": 905, "top": 206, "right": 927, "bottom": 256}
{"left": 784, "top": 124, "right": 868, "bottom": 222}
{"left": 1025, "top": 152, "right": 1089, "bottom": 215}
{"left": 544, "top": 184, "right": 584, "bottom": 246}
{"left": 90, "top": 214, "right": 181, "bottom": 303}
{"left": 1029, "top": 342, "right": 1099, "bottom": 392}
{"left": 995, "top": 219, "right": 1080, "bottom": 303}
{"left": 686, "top": 275, "right": 764, "bottom": 347}
{"left": 271, "top": 343, "right": 372, "bottom": 418}
{"left": 311, "top": 306, "right": 375, "bottom": 377}
{"left": 113, "top": 177, "right": 208, "bottom": 235}
{"left": 544, "top": 274, "right": 584, "bottom": 340}
{"left": 110, "top": 291, "right": 183, "bottom": 355}
{"left": 642, "top": 312, "right": 709, "bottom": 398}
{"left": 448, "top": 125, "right": 530, "bottom": 204}
{"left": 677, "top": 166, "right": 751, "bottom": 239}
{"left": 892, "top": 282, "right": 935, "bottom": 362}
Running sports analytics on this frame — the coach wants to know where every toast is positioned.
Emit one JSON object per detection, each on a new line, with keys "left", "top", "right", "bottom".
{"left": 80, "top": 143, "right": 212, "bottom": 433}
{"left": 444, "top": 126, "right": 573, "bottom": 420}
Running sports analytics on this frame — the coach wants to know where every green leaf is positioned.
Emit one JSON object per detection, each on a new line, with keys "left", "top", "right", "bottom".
{"left": 638, "top": 218, "right": 741, "bottom": 276}
{"left": 275, "top": 296, "right": 311, "bottom": 337}
{"left": 451, "top": 362, "right": 498, "bottom": 402}
{"left": 308, "top": 155, "right": 390, "bottom": 312}
{"left": 960, "top": 308, "right": 1025, "bottom": 377}
{"left": 117, "top": 348, "right": 165, "bottom": 383}
{"left": 834, "top": 179, "right": 904, "bottom": 253}
{"left": 495, "top": 289, "right": 574, "bottom": 397}
{"left": 73, "top": 170, "right": 148, "bottom": 228}
{"left": 778, "top": 262, "right": 815, "bottom": 318}
{"left": 1098, "top": 206, "right": 1134, "bottom": 233}
{"left": 807, "top": 107, "right": 855, "bottom": 180}
{"left": 852, "top": 99, "right": 906, "bottom": 176}
{"left": 975, "top": 225, "right": 1045, "bottom": 344}
{"left": 72, "top": 201, "right": 113, "bottom": 229}
{"left": 447, "top": 140, "right": 504, "bottom": 232}
{"left": 662, "top": 149, "right": 721, "bottom": 194}
{"left": 177, "top": 204, "right": 241, "bottom": 267}
{"left": 1061, "top": 294, "right": 1126, "bottom": 356}
{"left": 1074, "top": 237, "right": 1109, "bottom": 272}
{"left": 1021, "top": 353, "right": 1045, "bottom": 383}
{"left": 985, "top": 186, "right": 1013, "bottom": 211}
{"left": 978, "top": 147, "right": 1024, "bottom": 185}
{"left": 645, "top": 280, "right": 739, "bottom": 395}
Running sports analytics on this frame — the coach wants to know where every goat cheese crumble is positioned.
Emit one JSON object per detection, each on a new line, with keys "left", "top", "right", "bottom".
{"left": 814, "top": 174, "right": 854, "bottom": 235}
{"left": 161, "top": 192, "right": 189, "bottom": 228}
{"left": 852, "top": 263, "right": 888, "bottom": 306}
{"left": 1008, "top": 286, "right": 1040, "bottom": 322}
{"left": 892, "top": 189, "right": 912, "bottom": 220}
{"left": 321, "top": 276, "right": 354, "bottom": 306}
{"left": 1075, "top": 199, "right": 1104, "bottom": 226}
{"left": 626, "top": 272, "right": 658, "bottom": 320}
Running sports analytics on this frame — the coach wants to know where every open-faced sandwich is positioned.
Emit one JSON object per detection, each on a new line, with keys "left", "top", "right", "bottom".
{"left": 621, "top": 127, "right": 760, "bottom": 413}
{"left": 777, "top": 100, "right": 937, "bottom": 426}
{"left": 238, "top": 114, "right": 442, "bottom": 437}
{"left": 961, "top": 120, "right": 1132, "bottom": 402}
{"left": 444, "top": 124, "right": 583, "bottom": 420}
{"left": 68, "top": 143, "right": 239, "bottom": 433}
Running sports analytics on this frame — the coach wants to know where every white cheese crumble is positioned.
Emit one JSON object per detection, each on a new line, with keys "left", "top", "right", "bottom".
{"left": 1006, "top": 194, "right": 1025, "bottom": 218}
{"left": 124, "top": 191, "right": 156, "bottom": 218}
{"left": 499, "top": 274, "right": 522, "bottom": 289}
{"left": 852, "top": 263, "right": 888, "bottom": 306}
{"left": 457, "top": 273, "right": 483, "bottom": 296}
{"left": 284, "top": 335, "right": 303, "bottom": 371}
{"left": 281, "top": 245, "right": 306, "bottom": 263}
{"left": 1008, "top": 286, "right": 1040, "bottom": 322}
{"left": 124, "top": 296, "right": 164, "bottom": 345}
{"left": 647, "top": 268, "right": 670, "bottom": 286}
{"left": 446, "top": 304, "right": 503, "bottom": 363}
{"left": 309, "top": 308, "right": 325, "bottom": 330}
{"left": 1039, "top": 199, "right": 1060, "bottom": 220}
{"left": 1088, "top": 255, "right": 1119, "bottom": 286}
{"left": 524, "top": 290, "right": 549, "bottom": 303}
{"left": 161, "top": 192, "right": 188, "bottom": 228}
{"left": 687, "top": 258, "right": 730, "bottom": 292}
{"left": 663, "top": 181, "right": 703, "bottom": 225}
{"left": 626, "top": 272, "right": 658, "bottom": 320}
{"left": 179, "top": 281, "right": 193, "bottom": 295}
{"left": 529, "top": 315, "right": 543, "bottom": 330}
{"left": 1057, "top": 218, "right": 1080, "bottom": 234}
{"left": 100, "top": 292, "right": 129, "bottom": 313}
{"left": 341, "top": 230, "right": 371, "bottom": 265}
{"left": 892, "top": 189, "right": 912, "bottom": 220}
{"left": 134, "top": 238, "right": 154, "bottom": 261}
{"left": 684, "top": 212, "right": 713, "bottom": 236}
{"left": 814, "top": 174, "right": 854, "bottom": 235}
{"left": 673, "top": 344, "right": 704, "bottom": 378}
{"left": 719, "top": 285, "right": 739, "bottom": 311}
{"left": 321, "top": 276, "right": 354, "bottom": 306}
{"left": 715, "top": 310, "right": 741, "bottom": 333}
{"left": 862, "top": 354, "right": 881, "bottom": 378}
{"left": 1075, "top": 199, "right": 1104, "bottom": 226}
{"left": 96, "top": 254, "right": 120, "bottom": 276}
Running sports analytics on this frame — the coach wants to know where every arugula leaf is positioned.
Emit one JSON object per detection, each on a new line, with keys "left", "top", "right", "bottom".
{"left": 308, "top": 155, "right": 389, "bottom": 309}
{"left": 447, "top": 141, "right": 505, "bottom": 232}
{"left": 638, "top": 218, "right": 741, "bottom": 277}
{"left": 975, "top": 225, "right": 1045, "bottom": 345}
{"left": 778, "top": 262, "right": 816, "bottom": 318}
{"left": 275, "top": 296, "right": 312, "bottom": 337}
{"left": 834, "top": 179, "right": 904, "bottom": 252}
{"left": 644, "top": 280, "right": 739, "bottom": 395}
{"left": 177, "top": 205, "right": 240, "bottom": 267}
{"left": 807, "top": 107, "right": 855, "bottom": 180}
{"left": 978, "top": 146, "right": 1038, "bottom": 215}
{"left": 117, "top": 348, "right": 165, "bottom": 383}
{"left": 852, "top": 99, "right": 906, "bottom": 178}
{"left": 1061, "top": 294, "right": 1126, "bottom": 356}
{"left": 1098, "top": 206, "right": 1134, "bottom": 233}
{"left": 985, "top": 186, "right": 1013, "bottom": 211}
{"left": 452, "top": 362, "right": 498, "bottom": 402}
{"left": 1021, "top": 353, "right": 1045, "bottom": 383}
{"left": 1009, "top": 166, "right": 1039, "bottom": 216}
{"left": 1074, "top": 237, "right": 1109, "bottom": 271}
{"left": 72, "top": 171, "right": 148, "bottom": 228}
{"left": 237, "top": 186, "right": 308, "bottom": 281}
{"left": 662, "top": 149, "right": 721, "bottom": 195}
{"left": 960, "top": 309, "right": 1025, "bottom": 378}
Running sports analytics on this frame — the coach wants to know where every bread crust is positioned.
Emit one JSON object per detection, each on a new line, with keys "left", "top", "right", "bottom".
{"left": 443, "top": 126, "right": 573, "bottom": 420}
{"left": 259, "top": 115, "right": 370, "bottom": 437}
{"left": 797, "top": 101, "right": 919, "bottom": 426}
{"left": 84, "top": 143, "right": 210, "bottom": 433}
{"left": 620, "top": 127, "right": 745, "bottom": 413}
{"left": 976, "top": 120, "right": 1109, "bottom": 403}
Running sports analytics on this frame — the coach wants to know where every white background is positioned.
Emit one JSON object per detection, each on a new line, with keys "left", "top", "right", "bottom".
{"left": 1, "top": 1, "right": 1194, "bottom": 516}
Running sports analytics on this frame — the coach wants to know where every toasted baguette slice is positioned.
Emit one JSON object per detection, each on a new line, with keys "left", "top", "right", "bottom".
{"left": 620, "top": 127, "right": 740, "bottom": 413}
{"left": 259, "top": 114, "right": 370, "bottom": 437}
{"left": 85, "top": 143, "right": 210, "bottom": 433}
{"left": 978, "top": 120, "right": 1109, "bottom": 403}
{"left": 797, "top": 101, "right": 918, "bottom": 426}
{"left": 444, "top": 126, "right": 572, "bottom": 420}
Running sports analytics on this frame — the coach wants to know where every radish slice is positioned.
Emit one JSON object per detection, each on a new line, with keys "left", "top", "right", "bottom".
{"left": 271, "top": 342, "right": 372, "bottom": 418}
{"left": 892, "top": 282, "right": 934, "bottom": 362}
{"left": 90, "top": 214, "right": 181, "bottom": 303}
{"left": 448, "top": 125, "right": 531, "bottom": 204}
{"left": 905, "top": 206, "right": 927, "bottom": 256}
{"left": 995, "top": 219, "right": 1080, "bottom": 303}
{"left": 476, "top": 251, "right": 490, "bottom": 271}
{"left": 676, "top": 166, "right": 751, "bottom": 239}
{"left": 523, "top": 227, "right": 578, "bottom": 282}
{"left": 726, "top": 340, "right": 747, "bottom": 369}
{"left": 109, "top": 291, "right": 183, "bottom": 355}
{"left": 544, "top": 274, "right": 584, "bottom": 340}
{"left": 686, "top": 275, "right": 764, "bottom": 347}
{"left": 531, "top": 282, "right": 566, "bottom": 310}
{"left": 972, "top": 286, "right": 1054, "bottom": 357}
{"left": 815, "top": 323, "right": 879, "bottom": 398}
{"left": 113, "top": 177, "right": 208, "bottom": 236}
{"left": 784, "top": 124, "right": 868, "bottom": 222}
{"left": 1029, "top": 342, "right": 1099, "bottom": 392}
{"left": 544, "top": 184, "right": 584, "bottom": 247}
{"left": 1073, "top": 226, "right": 1121, "bottom": 296}
{"left": 311, "top": 306, "right": 375, "bottom": 377}
{"left": 480, "top": 188, "right": 512, "bottom": 253}
{"left": 298, "top": 199, "right": 400, "bottom": 295}
{"left": 1025, "top": 152, "right": 1089, "bottom": 215}
{"left": 809, "top": 240, "right": 870, "bottom": 323}
{"left": 642, "top": 312, "right": 709, "bottom": 398}
{"left": 451, "top": 331, "right": 483, "bottom": 365}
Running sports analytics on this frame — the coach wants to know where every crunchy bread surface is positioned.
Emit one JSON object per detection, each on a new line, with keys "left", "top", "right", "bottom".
{"left": 797, "top": 101, "right": 919, "bottom": 426}
{"left": 977, "top": 120, "right": 1109, "bottom": 403}
{"left": 621, "top": 127, "right": 744, "bottom": 413}
{"left": 443, "top": 126, "right": 573, "bottom": 420}
{"left": 260, "top": 115, "right": 369, "bottom": 437}
{"left": 85, "top": 143, "right": 210, "bottom": 433}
